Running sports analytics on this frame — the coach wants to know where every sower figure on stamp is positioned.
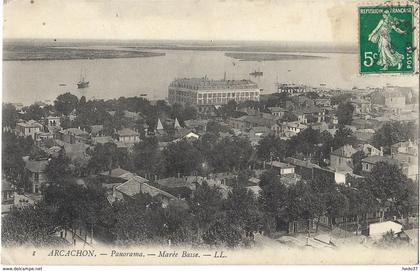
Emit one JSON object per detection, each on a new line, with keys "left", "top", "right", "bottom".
{"left": 368, "top": 10, "right": 406, "bottom": 70}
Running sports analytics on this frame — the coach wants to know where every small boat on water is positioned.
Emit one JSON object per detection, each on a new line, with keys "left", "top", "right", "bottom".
{"left": 140, "top": 93, "right": 148, "bottom": 97}
{"left": 249, "top": 70, "right": 263, "bottom": 77}
{"left": 77, "top": 69, "right": 89, "bottom": 89}
{"left": 59, "top": 83, "right": 67, "bottom": 86}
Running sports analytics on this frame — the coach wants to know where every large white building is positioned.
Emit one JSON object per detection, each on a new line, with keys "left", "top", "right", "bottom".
{"left": 168, "top": 77, "right": 260, "bottom": 106}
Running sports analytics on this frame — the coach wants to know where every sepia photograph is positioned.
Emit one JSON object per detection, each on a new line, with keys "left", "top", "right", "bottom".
{"left": 1, "top": 0, "right": 419, "bottom": 268}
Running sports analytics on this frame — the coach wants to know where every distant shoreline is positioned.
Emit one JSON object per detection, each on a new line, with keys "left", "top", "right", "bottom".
{"left": 3, "top": 46, "right": 166, "bottom": 61}
{"left": 225, "top": 52, "right": 328, "bottom": 61}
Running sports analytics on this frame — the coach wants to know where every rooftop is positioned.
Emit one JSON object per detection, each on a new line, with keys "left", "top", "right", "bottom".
{"left": 25, "top": 159, "right": 49, "bottom": 173}
{"left": 362, "top": 155, "right": 401, "bottom": 165}
{"left": 170, "top": 77, "right": 258, "bottom": 91}
{"left": 270, "top": 161, "right": 295, "bottom": 169}
{"left": 117, "top": 128, "right": 139, "bottom": 137}
{"left": 284, "top": 157, "right": 321, "bottom": 169}
{"left": 100, "top": 168, "right": 132, "bottom": 178}
{"left": 331, "top": 145, "right": 358, "bottom": 158}
{"left": 60, "top": 128, "right": 88, "bottom": 136}
{"left": 16, "top": 120, "right": 43, "bottom": 128}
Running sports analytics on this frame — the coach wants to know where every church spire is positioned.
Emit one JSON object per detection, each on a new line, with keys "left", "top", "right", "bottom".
{"left": 174, "top": 118, "right": 181, "bottom": 129}
{"left": 156, "top": 118, "right": 164, "bottom": 130}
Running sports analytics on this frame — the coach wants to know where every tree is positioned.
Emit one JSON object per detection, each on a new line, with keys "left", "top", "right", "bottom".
{"left": 287, "top": 127, "right": 322, "bottom": 157}
{"left": 108, "top": 198, "right": 152, "bottom": 245}
{"left": 54, "top": 92, "right": 79, "bottom": 116}
{"left": 189, "top": 182, "right": 223, "bottom": 230}
{"left": 132, "top": 137, "right": 163, "bottom": 177}
{"left": 336, "top": 102, "right": 354, "bottom": 125}
{"left": 309, "top": 174, "right": 336, "bottom": 194}
{"left": 256, "top": 134, "right": 287, "bottom": 161}
{"left": 339, "top": 185, "right": 379, "bottom": 220}
{"left": 2, "top": 103, "right": 18, "bottom": 128}
{"left": 2, "top": 132, "right": 30, "bottom": 190}
{"left": 287, "top": 181, "right": 324, "bottom": 221}
{"left": 331, "top": 93, "right": 353, "bottom": 105}
{"left": 23, "top": 104, "right": 46, "bottom": 121}
{"left": 45, "top": 151, "right": 71, "bottom": 184}
{"left": 352, "top": 150, "right": 367, "bottom": 175}
{"left": 87, "top": 142, "right": 130, "bottom": 174}
{"left": 218, "top": 100, "right": 238, "bottom": 119}
{"left": 224, "top": 186, "right": 264, "bottom": 233}
{"left": 183, "top": 105, "right": 198, "bottom": 121}
{"left": 1, "top": 203, "right": 60, "bottom": 246}
{"left": 280, "top": 111, "right": 298, "bottom": 122}
{"left": 206, "top": 121, "right": 230, "bottom": 136}
{"left": 29, "top": 146, "right": 49, "bottom": 160}
{"left": 373, "top": 122, "right": 417, "bottom": 154}
{"left": 367, "top": 161, "right": 412, "bottom": 217}
{"left": 162, "top": 140, "right": 203, "bottom": 176}
{"left": 258, "top": 170, "right": 288, "bottom": 229}
{"left": 210, "top": 137, "right": 253, "bottom": 172}
{"left": 202, "top": 215, "right": 242, "bottom": 248}
{"left": 332, "top": 125, "right": 356, "bottom": 149}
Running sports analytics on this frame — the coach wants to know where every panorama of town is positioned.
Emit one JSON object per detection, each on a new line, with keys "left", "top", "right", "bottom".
{"left": 2, "top": 77, "right": 419, "bottom": 250}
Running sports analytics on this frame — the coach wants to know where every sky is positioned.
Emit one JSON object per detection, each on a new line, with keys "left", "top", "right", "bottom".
{"left": 3, "top": 0, "right": 360, "bottom": 44}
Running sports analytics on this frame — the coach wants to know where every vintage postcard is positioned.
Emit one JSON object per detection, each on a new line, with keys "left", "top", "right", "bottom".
{"left": 1, "top": 0, "right": 419, "bottom": 267}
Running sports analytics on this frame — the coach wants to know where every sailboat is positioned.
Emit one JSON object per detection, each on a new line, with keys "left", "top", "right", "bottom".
{"left": 77, "top": 68, "right": 89, "bottom": 89}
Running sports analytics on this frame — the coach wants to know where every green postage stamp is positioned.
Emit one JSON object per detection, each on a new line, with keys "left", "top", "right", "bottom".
{"left": 359, "top": 5, "right": 414, "bottom": 74}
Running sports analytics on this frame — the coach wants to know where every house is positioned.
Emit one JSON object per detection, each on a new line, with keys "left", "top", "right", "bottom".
{"left": 117, "top": 128, "right": 140, "bottom": 144}
{"left": 314, "top": 98, "right": 331, "bottom": 108}
{"left": 154, "top": 176, "right": 197, "bottom": 199}
{"left": 15, "top": 120, "right": 43, "bottom": 139}
{"left": 330, "top": 145, "right": 358, "bottom": 173}
{"left": 270, "top": 161, "right": 295, "bottom": 176}
{"left": 280, "top": 121, "right": 307, "bottom": 138}
{"left": 173, "top": 129, "right": 200, "bottom": 143}
{"left": 13, "top": 193, "right": 43, "bottom": 209}
{"left": 391, "top": 141, "right": 418, "bottom": 181}
{"left": 370, "top": 89, "right": 406, "bottom": 109}
{"left": 229, "top": 115, "right": 276, "bottom": 131}
{"left": 268, "top": 107, "right": 287, "bottom": 118}
{"left": 361, "top": 155, "right": 403, "bottom": 173}
{"left": 90, "top": 125, "right": 104, "bottom": 136}
{"left": 24, "top": 158, "right": 49, "bottom": 194}
{"left": 34, "top": 131, "right": 54, "bottom": 145}
{"left": 284, "top": 157, "right": 321, "bottom": 180}
{"left": 91, "top": 136, "right": 114, "bottom": 145}
{"left": 184, "top": 119, "right": 208, "bottom": 133}
{"left": 391, "top": 140, "right": 418, "bottom": 161}
{"left": 353, "top": 129, "right": 375, "bottom": 143}
{"left": 310, "top": 122, "right": 329, "bottom": 133}
{"left": 57, "top": 128, "right": 89, "bottom": 144}
{"left": 46, "top": 116, "right": 61, "bottom": 128}
{"left": 357, "top": 143, "right": 383, "bottom": 157}
{"left": 2, "top": 180, "right": 14, "bottom": 215}
{"left": 349, "top": 98, "right": 371, "bottom": 114}
{"left": 245, "top": 185, "right": 262, "bottom": 196}
{"left": 124, "top": 110, "right": 143, "bottom": 121}
{"left": 113, "top": 176, "right": 178, "bottom": 207}
{"left": 369, "top": 221, "right": 403, "bottom": 241}
{"left": 270, "top": 122, "right": 282, "bottom": 136}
